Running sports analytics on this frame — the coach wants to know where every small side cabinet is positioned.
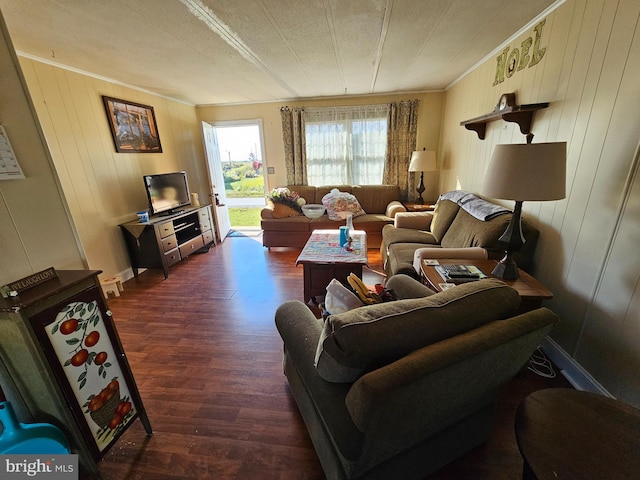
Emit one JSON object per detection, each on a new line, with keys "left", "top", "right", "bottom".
{"left": 0, "top": 270, "right": 152, "bottom": 478}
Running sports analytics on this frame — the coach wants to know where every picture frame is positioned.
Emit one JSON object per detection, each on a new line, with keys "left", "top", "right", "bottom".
{"left": 102, "top": 96, "right": 162, "bottom": 153}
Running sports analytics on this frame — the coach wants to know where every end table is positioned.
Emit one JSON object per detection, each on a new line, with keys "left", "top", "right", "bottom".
{"left": 420, "top": 258, "right": 553, "bottom": 313}
{"left": 402, "top": 202, "right": 436, "bottom": 212}
{"left": 515, "top": 388, "right": 640, "bottom": 480}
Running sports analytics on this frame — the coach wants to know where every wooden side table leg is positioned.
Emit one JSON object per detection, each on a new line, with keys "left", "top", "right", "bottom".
{"left": 303, "top": 264, "right": 312, "bottom": 304}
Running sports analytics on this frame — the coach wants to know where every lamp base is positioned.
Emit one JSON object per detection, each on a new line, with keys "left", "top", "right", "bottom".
{"left": 491, "top": 257, "right": 519, "bottom": 280}
{"left": 414, "top": 172, "right": 426, "bottom": 205}
{"left": 491, "top": 200, "right": 524, "bottom": 281}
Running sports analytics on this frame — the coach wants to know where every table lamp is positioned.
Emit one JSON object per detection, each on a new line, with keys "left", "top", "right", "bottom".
{"left": 481, "top": 142, "right": 566, "bottom": 280}
{"left": 408, "top": 148, "right": 437, "bottom": 204}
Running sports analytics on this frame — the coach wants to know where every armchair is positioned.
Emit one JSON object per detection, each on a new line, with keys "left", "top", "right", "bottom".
{"left": 381, "top": 193, "right": 539, "bottom": 278}
{"left": 275, "top": 275, "right": 558, "bottom": 479}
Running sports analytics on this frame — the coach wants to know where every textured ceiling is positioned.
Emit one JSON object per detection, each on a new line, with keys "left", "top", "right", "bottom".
{"left": 0, "top": 0, "right": 557, "bottom": 105}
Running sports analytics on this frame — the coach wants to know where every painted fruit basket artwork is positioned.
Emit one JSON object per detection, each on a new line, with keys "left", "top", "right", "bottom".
{"left": 46, "top": 299, "right": 136, "bottom": 451}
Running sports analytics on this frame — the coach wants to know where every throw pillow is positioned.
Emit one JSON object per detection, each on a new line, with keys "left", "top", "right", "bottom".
{"left": 321, "top": 188, "right": 366, "bottom": 221}
{"left": 314, "top": 278, "right": 520, "bottom": 383}
{"left": 440, "top": 209, "right": 510, "bottom": 249}
{"left": 270, "top": 201, "right": 303, "bottom": 218}
{"left": 430, "top": 199, "right": 460, "bottom": 242}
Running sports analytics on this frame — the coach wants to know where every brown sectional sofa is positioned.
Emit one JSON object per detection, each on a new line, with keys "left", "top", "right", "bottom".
{"left": 261, "top": 185, "right": 404, "bottom": 249}
{"left": 381, "top": 192, "right": 539, "bottom": 278}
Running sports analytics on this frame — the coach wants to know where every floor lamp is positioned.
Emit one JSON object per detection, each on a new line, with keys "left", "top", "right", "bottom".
{"left": 408, "top": 148, "right": 437, "bottom": 204}
{"left": 481, "top": 142, "right": 566, "bottom": 280}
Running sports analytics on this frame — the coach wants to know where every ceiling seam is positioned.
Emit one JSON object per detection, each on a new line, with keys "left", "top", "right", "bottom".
{"left": 404, "top": 2, "right": 453, "bottom": 77}
{"left": 369, "top": 0, "right": 394, "bottom": 93}
{"left": 178, "top": 0, "right": 299, "bottom": 98}
{"left": 321, "top": 0, "right": 346, "bottom": 94}
{"left": 254, "top": 0, "right": 318, "bottom": 90}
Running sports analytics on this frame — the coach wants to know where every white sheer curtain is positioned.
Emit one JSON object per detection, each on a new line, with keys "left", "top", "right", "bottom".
{"left": 304, "top": 104, "right": 389, "bottom": 186}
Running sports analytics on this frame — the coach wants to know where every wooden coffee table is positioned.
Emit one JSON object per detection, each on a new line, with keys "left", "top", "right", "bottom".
{"left": 515, "top": 388, "right": 640, "bottom": 480}
{"left": 296, "top": 229, "right": 368, "bottom": 303}
{"left": 420, "top": 258, "right": 552, "bottom": 312}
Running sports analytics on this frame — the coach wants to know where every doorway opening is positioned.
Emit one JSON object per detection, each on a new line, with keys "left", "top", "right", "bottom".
{"left": 213, "top": 122, "right": 266, "bottom": 232}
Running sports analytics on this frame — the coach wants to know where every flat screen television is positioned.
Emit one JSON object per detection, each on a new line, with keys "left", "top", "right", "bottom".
{"left": 143, "top": 171, "right": 191, "bottom": 216}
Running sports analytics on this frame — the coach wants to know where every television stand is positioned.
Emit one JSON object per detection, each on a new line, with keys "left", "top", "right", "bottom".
{"left": 158, "top": 209, "right": 185, "bottom": 216}
{"left": 119, "top": 205, "right": 216, "bottom": 278}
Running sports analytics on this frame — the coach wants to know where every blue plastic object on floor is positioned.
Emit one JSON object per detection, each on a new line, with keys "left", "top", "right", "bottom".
{"left": 0, "top": 385, "right": 70, "bottom": 454}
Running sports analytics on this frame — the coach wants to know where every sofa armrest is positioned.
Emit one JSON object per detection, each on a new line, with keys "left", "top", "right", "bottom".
{"left": 385, "top": 201, "right": 407, "bottom": 218}
{"left": 385, "top": 274, "right": 436, "bottom": 299}
{"left": 412, "top": 247, "right": 489, "bottom": 274}
{"left": 260, "top": 204, "right": 275, "bottom": 219}
{"left": 275, "top": 301, "right": 323, "bottom": 356}
{"left": 394, "top": 211, "right": 433, "bottom": 230}
{"left": 275, "top": 301, "right": 364, "bottom": 463}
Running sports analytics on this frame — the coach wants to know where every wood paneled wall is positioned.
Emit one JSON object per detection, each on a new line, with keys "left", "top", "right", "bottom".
{"left": 18, "top": 59, "right": 210, "bottom": 279}
{"left": 440, "top": 0, "right": 640, "bottom": 403}
{"left": 0, "top": 15, "right": 85, "bottom": 285}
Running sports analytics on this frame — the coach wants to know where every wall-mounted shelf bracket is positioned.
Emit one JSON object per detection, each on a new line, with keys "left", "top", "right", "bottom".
{"left": 460, "top": 93, "right": 549, "bottom": 143}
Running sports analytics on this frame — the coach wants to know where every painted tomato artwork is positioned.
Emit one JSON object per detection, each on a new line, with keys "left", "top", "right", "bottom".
{"left": 46, "top": 300, "right": 137, "bottom": 450}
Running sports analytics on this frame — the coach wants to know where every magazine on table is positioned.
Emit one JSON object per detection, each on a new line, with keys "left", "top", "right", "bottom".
{"left": 434, "top": 264, "right": 487, "bottom": 284}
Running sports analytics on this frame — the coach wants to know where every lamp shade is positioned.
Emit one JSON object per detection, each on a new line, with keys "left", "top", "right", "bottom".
{"left": 408, "top": 150, "right": 437, "bottom": 172}
{"left": 482, "top": 142, "right": 567, "bottom": 201}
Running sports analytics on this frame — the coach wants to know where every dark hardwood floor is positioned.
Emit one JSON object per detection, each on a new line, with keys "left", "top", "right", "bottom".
{"left": 98, "top": 234, "right": 571, "bottom": 480}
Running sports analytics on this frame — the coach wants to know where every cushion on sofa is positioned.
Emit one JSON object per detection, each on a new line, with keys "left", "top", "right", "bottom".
{"left": 440, "top": 209, "right": 511, "bottom": 249}
{"left": 322, "top": 189, "right": 366, "bottom": 220}
{"left": 314, "top": 279, "right": 521, "bottom": 382}
{"left": 352, "top": 185, "right": 401, "bottom": 213}
{"left": 353, "top": 213, "right": 397, "bottom": 231}
{"left": 271, "top": 202, "right": 303, "bottom": 218}
{"left": 290, "top": 185, "right": 318, "bottom": 204}
{"left": 430, "top": 200, "right": 460, "bottom": 242}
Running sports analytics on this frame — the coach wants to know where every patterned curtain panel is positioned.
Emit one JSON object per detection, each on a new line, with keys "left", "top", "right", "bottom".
{"left": 383, "top": 99, "right": 419, "bottom": 201}
{"left": 280, "top": 107, "right": 307, "bottom": 185}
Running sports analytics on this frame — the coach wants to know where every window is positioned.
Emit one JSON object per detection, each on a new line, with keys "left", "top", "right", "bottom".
{"left": 305, "top": 105, "right": 388, "bottom": 186}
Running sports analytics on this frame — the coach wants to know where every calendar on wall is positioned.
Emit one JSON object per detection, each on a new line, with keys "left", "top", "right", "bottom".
{"left": 0, "top": 125, "right": 25, "bottom": 180}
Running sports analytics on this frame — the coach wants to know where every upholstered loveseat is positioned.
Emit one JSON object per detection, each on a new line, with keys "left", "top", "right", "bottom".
{"left": 381, "top": 191, "right": 539, "bottom": 278}
{"left": 261, "top": 185, "right": 405, "bottom": 249}
{"left": 275, "top": 275, "right": 558, "bottom": 479}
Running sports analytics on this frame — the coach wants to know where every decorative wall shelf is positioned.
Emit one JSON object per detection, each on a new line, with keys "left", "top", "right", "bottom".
{"left": 460, "top": 93, "right": 549, "bottom": 143}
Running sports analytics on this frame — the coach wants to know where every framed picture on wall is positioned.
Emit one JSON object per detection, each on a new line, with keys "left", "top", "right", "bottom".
{"left": 102, "top": 96, "right": 162, "bottom": 153}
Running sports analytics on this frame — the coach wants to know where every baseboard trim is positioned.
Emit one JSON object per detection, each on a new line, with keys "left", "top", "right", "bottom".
{"left": 116, "top": 267, "right": 144, "bottom": 284}
{"left": 540, "top": 337, "right": 613, "bottom": 397}
{"left": 119, "top": 268, "right": 134, "bottom": 283}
